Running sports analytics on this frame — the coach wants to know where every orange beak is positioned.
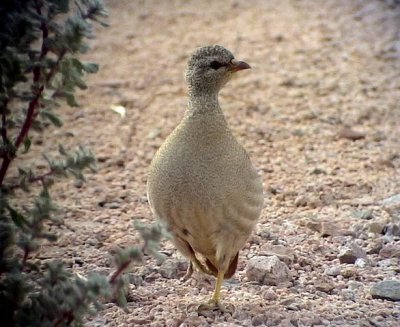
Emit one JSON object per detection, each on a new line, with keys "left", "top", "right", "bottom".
{"left": 228, "top": 59, "right": 251, "bottom": 72}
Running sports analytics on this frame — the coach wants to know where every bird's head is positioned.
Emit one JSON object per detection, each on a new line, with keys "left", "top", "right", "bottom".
{"left": 185, "top": 45, "right": 250, "bottom": 95}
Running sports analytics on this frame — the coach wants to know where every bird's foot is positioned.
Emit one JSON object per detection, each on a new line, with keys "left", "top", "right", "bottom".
{"left": 197, "top": 299, "right": 235, "bottom": 314}
{"left": 180, "top": 262, "right": 194, "bottom": 282}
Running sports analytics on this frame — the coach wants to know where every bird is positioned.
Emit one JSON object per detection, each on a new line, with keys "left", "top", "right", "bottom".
{"left": 147, "top": 45, "right": 263, "bottom": 311}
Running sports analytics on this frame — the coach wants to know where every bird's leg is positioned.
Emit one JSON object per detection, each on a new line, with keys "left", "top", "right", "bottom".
{"left": 182, "top": 259, "right": 213, "bottom": 284}
{"left": 211, "top": 270, "right": 224, "bottom": 304}
{"left": 198, "top": 270, "right": 234, "bottom": 313}
{"left": 181, "top": 261, "right": 194, "bottom": 282}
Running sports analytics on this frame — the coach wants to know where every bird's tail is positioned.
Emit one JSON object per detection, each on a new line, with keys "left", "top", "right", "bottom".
{"left": 205, "top": 252, "right": 239, "bottom": 279}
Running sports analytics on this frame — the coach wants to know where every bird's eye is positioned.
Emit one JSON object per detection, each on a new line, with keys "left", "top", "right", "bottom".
{"left": 210, "top": 61, "right": 224, "bottom": 70}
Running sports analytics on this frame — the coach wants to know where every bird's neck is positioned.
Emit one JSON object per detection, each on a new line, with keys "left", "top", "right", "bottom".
{"left": 187, "top": 90, "right": 223, "bottom": 116}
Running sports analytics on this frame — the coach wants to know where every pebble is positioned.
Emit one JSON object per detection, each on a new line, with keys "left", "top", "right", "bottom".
{"left": 180, "top": 315, "right": 209, "bottom": 327}
{"left": 294, "top": 195, "right": 308, "bottom": 207}
{"left": 338, "top": 249, "right": 358, "bottom": 264}
{"left": 129, "top": 273, "right": 144, "bottom": 286}
{"left": 305, "top": 220, "right": 322, "bottom": 233}
{"left": 315, "top": 281, "right": 335, "bottom": 293}
{"left": 320, "top": 221, "right": 338, "bottom": 237}
{"left": 159, "top": 259, "right": 181, "bottom": 279}
{"left": 251, "top": 314, "right": 266, "bottom": 326}
{"left": 383, "top": 223, "right": 400, "bottom": 237}
{"left": 305, "top": 221, "right": 353, "bottom": 237}
{"left": 366, "top": 241, "right": 383, "bottom": 254}
{"left": 232, "top": 309, "right": 248, "bottom": 321}
{"left": 368, "top": 222, "right": 385, "bottom": 234}
{"left": 106, "top": 202, "right": 121, "bottom": 209}
{"left": 379, "top": 244, "right": 400, "bottom": 258}
{"left": 280, "top": 298, "right": 300, "bottom": 311}
{"left": 338, "top": 127, "right": 365, "bottom": 140}
{"left": 262, "top": 289, "right": 278, "bottom": 301}
{"left": 377, "top": 259, "right": 394, "bottom": 268}
{"left": 348, "top": 281, "right": 363, "bottom": 290}
{"left": 74, "top": 179, "right": 84, "bottom": 188}
{"left": 325, "top": 266, "right": 341, "bottom": 277}
{"left": 341, "top": 289, "right": 355, "bottom": 301}
{"left": 74, "top": 257, "right": 84, "bottom": 266}
{"left": 341, "top": 267, "right": 358, "bottom": 278}
{"left": 352, "top": 210, "right": 373, "bottom": 220}
{"left": 246, "top": 256, "right": 291, "bottom": 285}
{"left": 311, "top": 167, "right": 326, "bottom": 175}
{"left": 370, "top": 280, "right": 400, "bottom": 301}
{"left": 355, "top": 258, "right": 368, "bottom": 268}
{"left": 279, "top": 319, "right": 296, "bottom": 327}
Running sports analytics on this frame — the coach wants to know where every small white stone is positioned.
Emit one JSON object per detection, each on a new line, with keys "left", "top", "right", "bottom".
{"left": 355, "top": 258, "right": 367, "bottom": 268}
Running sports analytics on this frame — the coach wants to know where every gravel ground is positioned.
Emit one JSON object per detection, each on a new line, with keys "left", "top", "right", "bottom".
{"left": 23, "top": 0, "right": 400, "bottom": 326}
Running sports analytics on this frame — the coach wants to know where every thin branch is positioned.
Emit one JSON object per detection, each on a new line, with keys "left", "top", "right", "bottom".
{"left": 0, "top": 153, "right": 12, "bottom": 186}
{"left": 0, "top": 2, "right": 48, "bottom": 186}
{"left": 53, "top": 311, "right": 74, "bottom": 327}
{"left": 22, "top": 248, "right": 30, "bottom": 268}
{"left": 14, "top": 0, "right": 49, "bottom": 147}
{"left": 14, "top": 86, "right": 44, "bottom": 149}
{"left": 109, "top": 261, "right": 131, "bottom": 285}
{"left": 46, "top": 49, "right": 66, "bottom": 83}
{"left": 1, "top": 100, "right": 9, "bottom": 144}
{"left": 29, "top": 169, "right": 54, "bottom": 184}
{"left": 7, "top": 169, "right": 55, "bottom": 191}
{"left": 109, "top": 240, "right": 150, "bottom": 285}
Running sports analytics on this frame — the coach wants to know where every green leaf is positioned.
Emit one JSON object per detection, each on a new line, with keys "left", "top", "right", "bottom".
{"left": 8, "top": 206, "right": 31, "bottom": 230}
{"left": 65, "top": 92, "right": 79, "bottom": 107}
{"left": 18, "top": 167, "right": 28, "bottom": 176}
{"left": 48, "top": 0, "right": 70, "bottom": 13}
{"left": 82, "top": 62, "right": 99, "bottom": 73}
{"left": 49, "top": 72, "right": 63, "bottom": 89}
{"left": 58, "top": 144, "right": 68, "bottom": 156}
{"left": 42, "top": 153, "right": 52, "bottom": 166}
{"left": 98, "top": 20, "right": 110, "bottom": 28}
{"left": 68, "top": 169, "right": 84, "bottom": 181}
{"left": 31, "top": 119, "right": 44, "bottom": 131}
{"left": 20, "top": 177, "right": 30, "bottom": 192}
{"left": 22, "top": 137, "right": 31, "bottom": 153}
{"left": 40, "top": 232, "right": 58, "bottom": 242}
{"left": 39, "top": 186, "right": 51, "bottom": 200}
{"left": 41, "top": 110, "right": 63, "bottom": 127}
{"left": 70, "top": 58, "right": 84, "bottom": 70}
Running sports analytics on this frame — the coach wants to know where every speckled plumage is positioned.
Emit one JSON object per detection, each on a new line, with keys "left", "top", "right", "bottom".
{"left": 147, "top": 45, "right": 263, "bottom": 310}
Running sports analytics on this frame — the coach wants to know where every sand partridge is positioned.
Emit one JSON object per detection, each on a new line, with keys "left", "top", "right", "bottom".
{"left": 147, "top": 45, "right": 263, "bottom": 311}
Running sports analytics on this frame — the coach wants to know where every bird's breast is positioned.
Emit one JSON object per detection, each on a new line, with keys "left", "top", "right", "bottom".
{"left": 147, "top": 116, "right": 263, "bottom": 256}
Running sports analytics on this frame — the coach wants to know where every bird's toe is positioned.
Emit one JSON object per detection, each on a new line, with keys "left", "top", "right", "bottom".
{"left": 197, "top": 299, "right": 235, "bottom": 314}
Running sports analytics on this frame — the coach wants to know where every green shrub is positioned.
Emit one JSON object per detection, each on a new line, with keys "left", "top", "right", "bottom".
{"left": 0, "top": 1, "right": 162, "bottom": 326}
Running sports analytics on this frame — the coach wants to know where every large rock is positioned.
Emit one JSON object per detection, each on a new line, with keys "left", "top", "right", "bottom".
{"left": 383, "top": 223, "right": 400, "bottom": 237}
{"left": 382, "top": 194, "right": 400, "bottom": 219}
{"left": 259, "top": 244, "right": 295, "bottom": 265}
{"left": 246, "top": 256, "right": 291, "bottom": 285}
{"left": 368, "top": 222, "right": 385, "bottom": 234}
{"left": 159, "top": 259, "right": 187, "bottom": 279}
{"left": 338, "top": 127, "right": 365, "bottom": 141}
{"left": 379, "top": 244, "right": 400, "bottom": 258}
{"left": 370, "top": 280, "right": 400, "bottom": 301}
{"left": 315, "top": 280, "right": 335, "bottom": 293}
{"left": 338, "top": 244, "right": 366, "bottom": 264}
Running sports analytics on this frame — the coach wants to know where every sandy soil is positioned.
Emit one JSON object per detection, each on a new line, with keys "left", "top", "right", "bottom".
{"left": 21, "top": 0, "right": 400, "bottom": 326}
